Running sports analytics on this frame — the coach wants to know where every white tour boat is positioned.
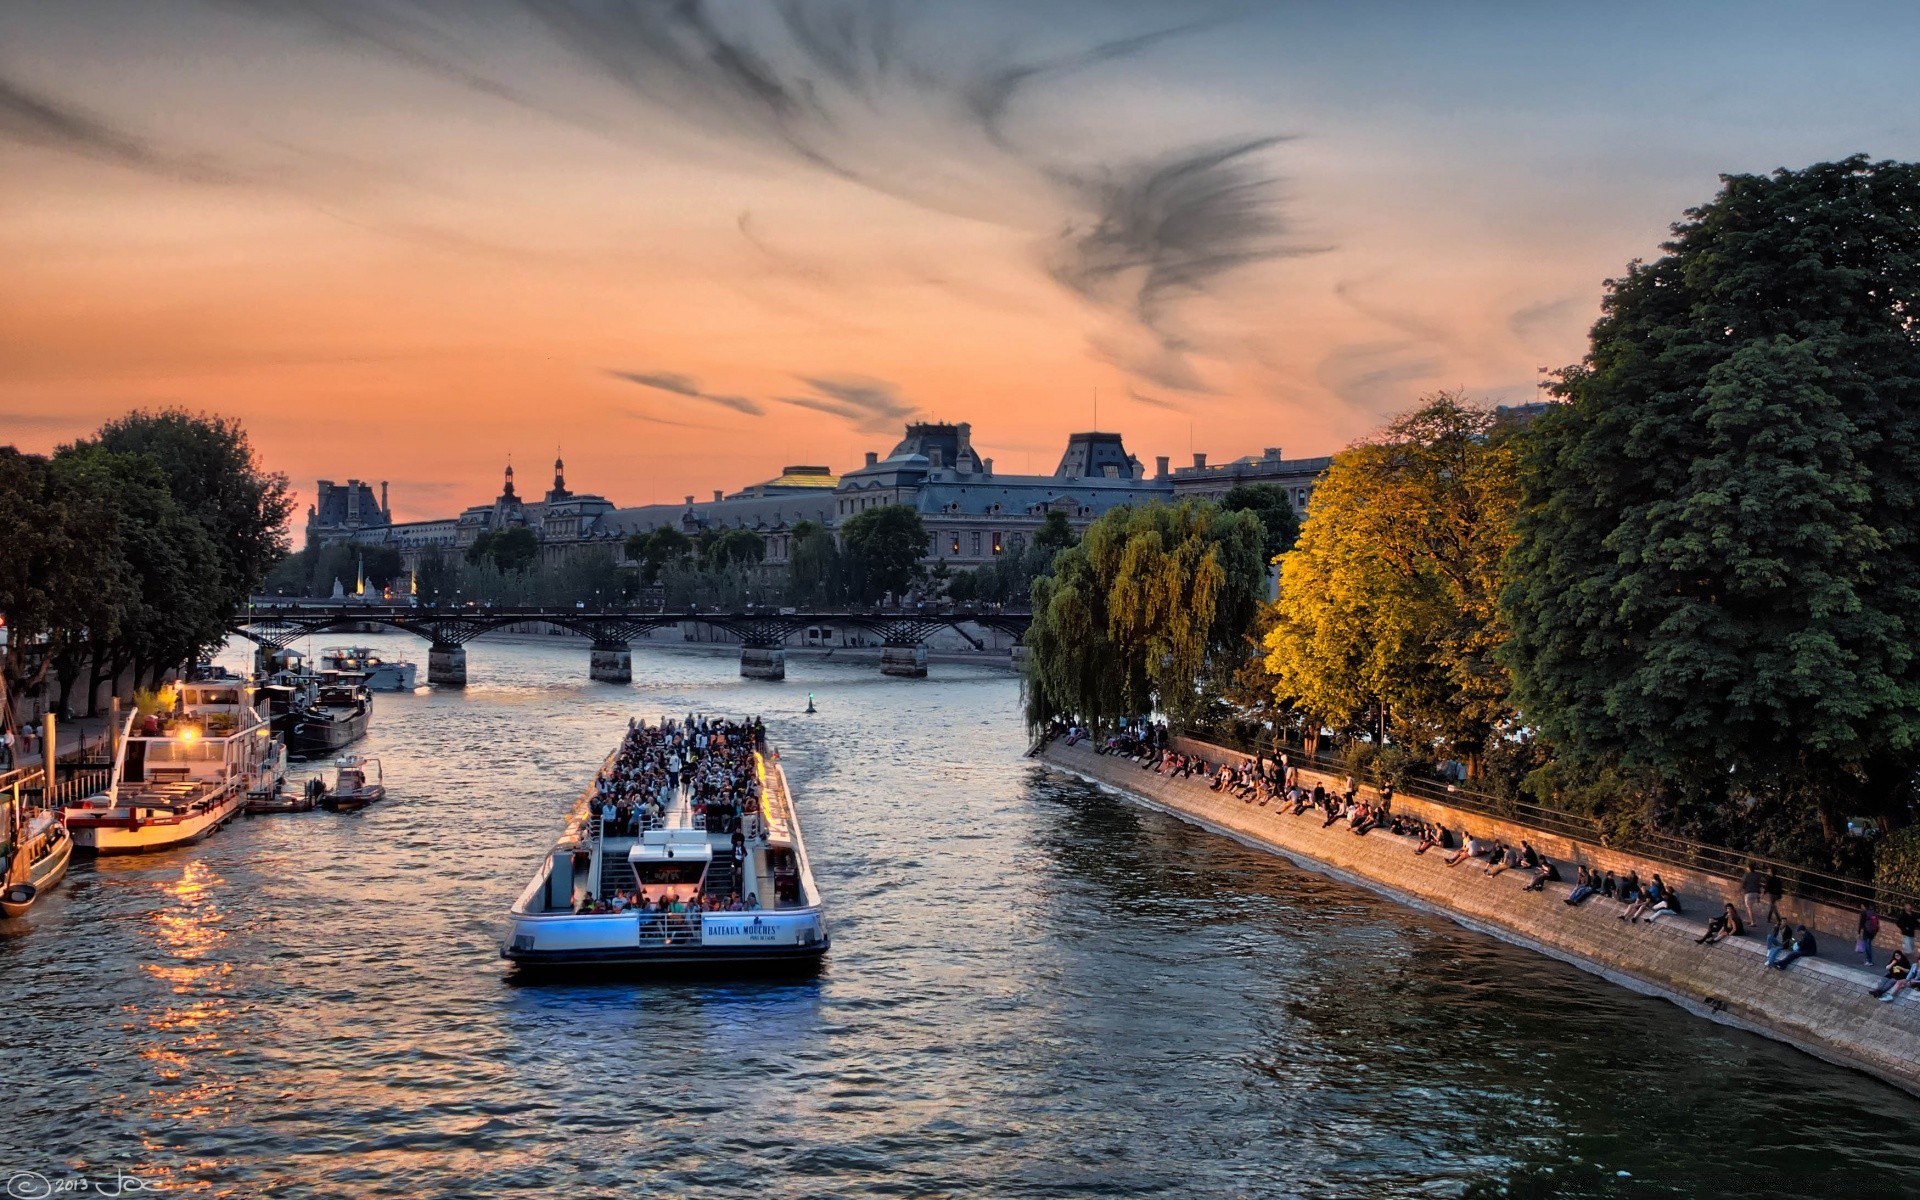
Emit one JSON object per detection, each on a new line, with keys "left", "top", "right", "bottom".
{"left": 503, "top": 715, "right": 829, "bottom": 971}
{"left": 318, "top": 646, "right": 418, "bottom": 692}
{"left": 63, "top": 678, "right": 276, "bottom": 854}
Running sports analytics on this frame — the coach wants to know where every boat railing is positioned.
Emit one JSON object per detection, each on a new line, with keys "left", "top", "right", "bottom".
{"left": 634, "top": 912, "right": 704, "bottom": 947}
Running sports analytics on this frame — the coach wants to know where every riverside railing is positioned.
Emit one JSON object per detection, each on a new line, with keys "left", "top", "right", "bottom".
{"left": 1170, "top": 724, "right": 1920, "bottom": 916}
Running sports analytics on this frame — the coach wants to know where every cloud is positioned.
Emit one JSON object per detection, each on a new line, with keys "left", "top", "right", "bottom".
{"left": 1508, "top": 295, "right": 1582, "bottom": 348}
{"left": 777, "top": 374, "right": 918, "bottom": 433}
{"left": 1126, "top": 386, "right": 1185, "bottom": 413}
{"left": 0, "top": 75, "right": 243, "bottom": 184}
{"left": 607, "top": 370, "right": 765, "bottom": 415}
{"left": 1314, "top": 341, "right": 1439, "bottom": 412}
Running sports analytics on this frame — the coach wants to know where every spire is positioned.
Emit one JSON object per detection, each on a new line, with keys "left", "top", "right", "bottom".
{"left": 502, "top": 457, "right": 516, "bottom": 499}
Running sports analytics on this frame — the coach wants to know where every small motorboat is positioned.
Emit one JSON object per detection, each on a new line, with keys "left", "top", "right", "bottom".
{"left": 320, "top": 755, "right": 385, "bottom": 812}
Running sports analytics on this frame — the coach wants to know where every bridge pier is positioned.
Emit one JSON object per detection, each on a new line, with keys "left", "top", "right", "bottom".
{"left": 880, "top": 644, "right": 929, "bottom": 678}
{"left": 589, "top": 641, "right": 632, "bottom": 684}
{"left": 740, "top": 647, "right": 786, "bottom": 680}
{"left": 428, "top": 643, "right": 467, "bottom": 688}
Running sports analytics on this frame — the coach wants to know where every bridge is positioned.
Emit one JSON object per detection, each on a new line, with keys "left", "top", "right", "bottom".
{"left": 231, "top": 603, "right": 1032, "bottom": 686}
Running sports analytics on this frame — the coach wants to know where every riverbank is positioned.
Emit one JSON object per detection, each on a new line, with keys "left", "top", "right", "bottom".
{"left": 1037, "top": 738, "right": 1920, "bottom": 1097}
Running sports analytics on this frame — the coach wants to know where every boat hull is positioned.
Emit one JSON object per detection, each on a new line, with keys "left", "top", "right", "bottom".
{"left": 288, "top": 707, "right": 369, "bottom": 759}
{"left": 362, "top": 663, "right": 417, "bottom": 691}
{"left": 320, "top": 785, "right": 383, "bottom": 812}
{"left": 67, "top": 792, "right": 245, "bottom": 855}
{"left": 502, "top": 937, "right": 830, "bottom": 973}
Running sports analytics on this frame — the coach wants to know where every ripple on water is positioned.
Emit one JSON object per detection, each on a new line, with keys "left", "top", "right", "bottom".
{"left": 2, "top": 633, "right": 1917, "bottom": 1198}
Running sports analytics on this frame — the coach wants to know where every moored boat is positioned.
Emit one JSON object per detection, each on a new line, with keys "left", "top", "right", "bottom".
{"left": 62, "top": 678, "right": 274, "bottom": 855}
{"left": 319, "top": 755, "right": 385, "bottom": 811}
{"left": 502, "top": 714, "right": 829, "bottom": 972}
{"left": 318, "top": 646, "right": 418, "bottom": 692}
{"left": 286, "top": 675, "right": 373, "bottom": 760}
{"left": 2, "top": 789, "right": 73, "bottom": 918}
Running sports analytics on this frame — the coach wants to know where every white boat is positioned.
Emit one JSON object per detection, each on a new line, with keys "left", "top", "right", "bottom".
{"left": 502, "top": 715, "right": 829, "bottom": 971}
{"left": 318, "top": 646, "right": 417, "bottom": 692}
{"left": 319, "top": 755, "right": 386, "bottom": 812}
{"left": 63, "top": 678, "right": 275, "bottom": 855}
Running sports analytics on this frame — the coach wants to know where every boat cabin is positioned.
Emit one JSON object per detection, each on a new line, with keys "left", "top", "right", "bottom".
{"left": 628, "top": 831, "right": 712, "bottom": 904}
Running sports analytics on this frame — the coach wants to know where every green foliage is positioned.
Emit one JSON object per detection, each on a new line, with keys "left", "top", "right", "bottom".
{"left": 1025, "top": 499, "right": 1266, "bottom": 729}
{"left": 627, "top": 526, "right": 694, "bottom": 584}
{"left": 839, "top": 504, "right": 928, "bottom": 602}
{"left": 786, "top": 520, "right": 845, "bottom": 606}
{"left": 1265, "top": 392, "right": 1520, "bottom": 771}
{"left": 704, "top": 528, "right": 766, "bottom": 570}
{"left": 1221, "top": 483, "right": 1300, "bottom": 564}
{"left": 1501, "top": 156, "right": 1920, "bottom": 839}
{"left": 1875, "top": 828, "right": 1920, "bottom": 895}
{"left": 490, "top": 526, "right": 540, "bottom": 573}
{"left": 1035, "top": 509, "right": 1077, "bottom": 554}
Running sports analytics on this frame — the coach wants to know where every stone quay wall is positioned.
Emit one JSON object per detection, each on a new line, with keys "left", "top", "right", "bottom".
{"left": 1038, "top": 738, "right": 1920, "bottom": 1097}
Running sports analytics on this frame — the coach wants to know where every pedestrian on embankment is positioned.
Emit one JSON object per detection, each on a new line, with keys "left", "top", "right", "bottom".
{"left": 1763, "top": 867, "right": 1785, "bottom": 923}
{"left": 1740, "top": 864, "right": 1764, "bottom": 927}
{"left": 1858, "top": 904, "right": 1881, "bottom": 968}
{"left": 1896, "top": 906, "right": 1919, "bottom": 959}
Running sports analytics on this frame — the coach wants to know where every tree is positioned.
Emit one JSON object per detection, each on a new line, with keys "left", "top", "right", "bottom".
{"left": 786, "top": 520, "right": 844, "bottom": 605}
{"left": 1026, "top": 499, "right": 1265, "bottom": 729}
{"left": 1035, "top": 509, "right": 1078, "bottom": 554}
{"left": 705, "top": 528, "right": 766, "bottom": 570}
{"left": 489, "top": 526, "right": 540, "bottom": 573}
{"left": 1221, "top": 483, "right": 1300, "bottom": 564}
{"left": 1500, "top": 156, "right": 1920, "bottom": 858}
{"left": 1264, "top": 393, "right": 1521, "bottom": 772}
{"left": 839, "top": 505, "right": 928, "bottom": 601}
{"left": 94, "top": 408, "right": 292, "bottom": 605}
{"left": 627, "top": 526, "right": 694, "bottom": 584}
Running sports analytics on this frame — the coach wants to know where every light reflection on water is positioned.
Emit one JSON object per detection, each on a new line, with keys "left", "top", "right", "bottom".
{"left": 0, "top": 631, "right": 1915, "bottom": 1197}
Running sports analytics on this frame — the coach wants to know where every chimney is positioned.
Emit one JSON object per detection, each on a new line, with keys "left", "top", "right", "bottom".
{"left": 1193, "top": 452, "right": 1208, "bottom": 469}
{"left": 983, "top": 457, "right": 993, "bottom": 476}
{"left": 380, "top": 481, "right": 389, "bottom": 518}
{"left": 865, "top": 450, "right": 878, "bottom": 468}
{"left": 1264, "top": 447, "right": 1282, "bottom": 461}
{"left": 1155, "top": 455, "right": 1170, "bottom": 479}
{"left": 684, "top": 495, "right": 694, "bottom": 506}
{"left": 713, "top": 489, "right": 724, "bottom": 503}
{"left": 929, "top": 447, "right": 944, "bottom": 470}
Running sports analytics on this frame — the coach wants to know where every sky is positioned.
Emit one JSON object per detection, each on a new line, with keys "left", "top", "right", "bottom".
{"left": 3, "top": 0, "right": 1917, "bottom": 522}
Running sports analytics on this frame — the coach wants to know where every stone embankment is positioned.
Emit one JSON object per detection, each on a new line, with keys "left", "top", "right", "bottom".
{"left": 1038, "top": 738, "right": 1920, "bottom": 1097}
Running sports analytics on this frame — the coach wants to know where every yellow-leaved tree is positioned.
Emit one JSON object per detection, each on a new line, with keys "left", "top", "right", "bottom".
{"left": 1264, "top": 393, "right": 1521, "bottom": 773}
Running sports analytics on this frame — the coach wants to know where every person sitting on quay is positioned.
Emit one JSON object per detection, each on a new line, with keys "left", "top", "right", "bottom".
{"left": 1565, "top": 866, "right": 1598, "bottom": 906}
{"left": 1616, "top": 870, "right": 1643, "bottom": 910}
{"left": 1622, "top": 874, "right": 1666, "bottom": 921}
{"left": 1698, "top": 903, "right": 1745, "bottom": 945}
{"left": 1869, "top": 950, "right": 1912, "bottom": 1001}
{"left": 1643, "top": 878, "right": 1685, "bottom": 922}
{"left": 1768, "top": 924, "right": 1818, "bottom": 970}
{"left": 1445, "top": 832, "right": 1484, "bottom": 867}
{"left": 1484, "top": 842, "right": 1517, "bottom": 877}
{"left": 1523, "top": 854, "right": 1562, "bottom": 893}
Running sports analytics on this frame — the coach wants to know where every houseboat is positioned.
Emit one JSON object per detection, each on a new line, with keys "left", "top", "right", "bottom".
{"left": 62, "top": 678, "right": 275, "bottom": 854}
{"left": 502, "top": 715, "right": 829, "bottom": 972}
{"left": 318, "top": 646, "right": 418, "bottom": 692}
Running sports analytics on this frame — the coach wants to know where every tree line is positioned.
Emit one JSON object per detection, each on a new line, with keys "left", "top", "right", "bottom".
{"left": 1024, "top": 156, "right": 1920, "bottom": 888}
{"left": 0, "top": 410, "right": 293, "bottom": 719}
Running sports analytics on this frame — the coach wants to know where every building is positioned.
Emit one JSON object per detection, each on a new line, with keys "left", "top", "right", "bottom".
{"left": 307, "top": 479, "right": 391, "bottom": 546}
{"left": 312, "top": 423, "right": 1332, "bottom": 577}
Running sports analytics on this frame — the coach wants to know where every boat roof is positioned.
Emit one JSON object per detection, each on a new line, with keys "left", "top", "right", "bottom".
{"left": 629, "top": 840, "right": 713, "bottom": 863}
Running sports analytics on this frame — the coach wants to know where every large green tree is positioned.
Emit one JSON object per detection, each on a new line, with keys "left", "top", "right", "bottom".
{"left": 1501, "top": 156, "right": 1920, "bottom": 853}
{"left": 1026, "top": 499, "right": 1265, "bottom": 728}
{"left": 839, "top": 504, "right": 928, "bottom": 602}
{"left": 1221, "top": 483, "right": 1301, "bottom": 565}
{"left": 1265, "top": 394, "right": 1520, "bottom": 771}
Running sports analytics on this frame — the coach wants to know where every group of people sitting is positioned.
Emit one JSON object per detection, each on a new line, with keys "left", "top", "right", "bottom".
{"left": 589, "top": 714, "right": 766, "bottom": 838}
{"left": 579, "top": 889, "right": 761, "bottom": 917}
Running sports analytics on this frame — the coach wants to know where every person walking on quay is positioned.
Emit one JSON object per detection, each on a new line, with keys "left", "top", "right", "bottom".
{"left": 1763, "top": 867, "right": 1785, "bottom": 923}
{"left": 1858, "top": 903, "right": 1881, "bottom": 968}
{"left": 1740, "top": 864, "right": 1765, "bottom": 927}
{"left": 1894, "top": 905, "right": 1919, "bottom": 959}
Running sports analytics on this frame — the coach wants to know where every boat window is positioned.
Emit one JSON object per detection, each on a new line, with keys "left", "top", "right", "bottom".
{"left": 634, "top": 862, "right": 706, "bottom": 886}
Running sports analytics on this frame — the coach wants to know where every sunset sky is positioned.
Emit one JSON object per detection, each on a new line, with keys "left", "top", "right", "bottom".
{"left": 4, "top": 1, "right": 1917, "bottom": 521}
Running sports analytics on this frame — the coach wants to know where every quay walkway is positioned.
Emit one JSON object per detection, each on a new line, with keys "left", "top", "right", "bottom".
{"left": 1038, "top": 736, "right": 1920, "bottom": 1097}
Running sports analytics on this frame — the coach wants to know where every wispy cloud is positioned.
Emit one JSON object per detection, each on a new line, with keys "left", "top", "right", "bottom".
{"left": 0, "top": 75, "right": 244, "bottom": 184}
{"left": 607, "top": 370, "right": 764, "bottom": 416}
{"left": 1126, "top": 386, "right": 1185, "bottom": 413}
{"left": 778, "top": 374, "right": 918, "bottom": 433}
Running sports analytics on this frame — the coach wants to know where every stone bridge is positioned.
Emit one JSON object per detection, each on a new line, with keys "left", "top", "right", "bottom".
{"left": 231, "top": 603, "right": 1031, "bottom": 686}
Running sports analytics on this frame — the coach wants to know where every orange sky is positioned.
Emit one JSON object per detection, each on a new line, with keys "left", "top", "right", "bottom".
{"left": 4, "top": 2, "right": 1917, "bottom": 521}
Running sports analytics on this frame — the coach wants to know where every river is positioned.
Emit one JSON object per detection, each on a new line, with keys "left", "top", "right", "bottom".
{"left": 3, "top": 632, "right": 1916, "bottom": 1198}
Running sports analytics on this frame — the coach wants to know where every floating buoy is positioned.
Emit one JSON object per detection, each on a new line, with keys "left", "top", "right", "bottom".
{"left": 805, "top": 693, "right": 816, "bottom": 714}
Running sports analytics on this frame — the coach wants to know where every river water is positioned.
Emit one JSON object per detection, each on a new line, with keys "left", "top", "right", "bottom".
{"left": 3, "top": 632, "right": 1916, "bottom": 1198}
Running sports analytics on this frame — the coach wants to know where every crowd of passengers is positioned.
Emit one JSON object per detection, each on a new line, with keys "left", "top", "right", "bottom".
{"left": 589, "top": 713, "right": 766, "bottom": 837}
{"left": 1048, "top": 719, "right": 1920, "bottom": 1004}
{"left": 582, "top": 889, "right": 762, "bottom": 917}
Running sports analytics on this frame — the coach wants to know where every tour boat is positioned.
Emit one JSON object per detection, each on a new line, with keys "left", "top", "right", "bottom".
{"left": 318, "top": 646, "right": 418, "bottom": 692}
{"left": 63, "top": 678, "right": 275, "bottom": 854}
{"left": 2, "top": 794, "right": 72, "bottom": 918}
{"left": 319, "top": 755, "right": 385, "bottom": 811}
{"left": 502, "top": 716, "right": 829, "bottom": 971}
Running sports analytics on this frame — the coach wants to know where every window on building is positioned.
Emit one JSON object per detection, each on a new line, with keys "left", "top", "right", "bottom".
{"left": 970, "top": 531, "right": 982, "bottom": 557}
{"left": 950, "top": 533, "right": 961, "bottom": 555}
{"left": 991, "top": 531, "right": 1003, "bottom": 555}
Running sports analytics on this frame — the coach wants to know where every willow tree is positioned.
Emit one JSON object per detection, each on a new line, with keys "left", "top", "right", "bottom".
{"left": 1265, "top": 393, "right": 1521, "bottom": 771}
{"left": 1501, "top": 157, "right": 1920, "bottom": 857}
{"left": 1025, "top": 499, "right": 1265, "bottom": 730}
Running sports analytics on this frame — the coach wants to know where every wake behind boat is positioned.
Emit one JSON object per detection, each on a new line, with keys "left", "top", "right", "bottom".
{"left": 502, "top": 714, "right": 828, "bottom": 972}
